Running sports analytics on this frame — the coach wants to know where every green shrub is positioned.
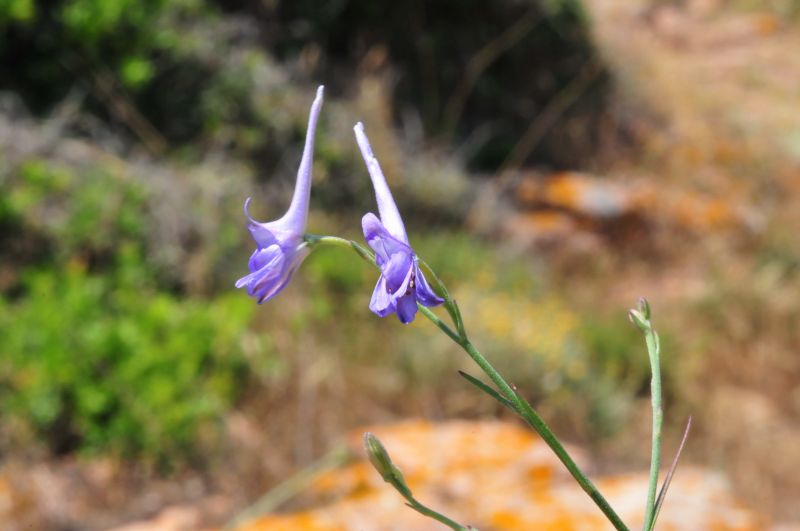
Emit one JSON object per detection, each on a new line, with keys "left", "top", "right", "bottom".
{"left": 0, "top": 257, "right": 273, "bottom": 465}
{"left": 1, "top": 159, "right": 149, "bottom": 267}
{"left": 0, "top": 0, "right": 250, "bottom": 145}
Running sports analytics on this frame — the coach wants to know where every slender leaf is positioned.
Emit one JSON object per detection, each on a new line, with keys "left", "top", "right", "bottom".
{"left": 458, "top": 370, "right": 516, "bottom": 411}
{"left": 652, "top": 416, "right": 692, "bottom": 526}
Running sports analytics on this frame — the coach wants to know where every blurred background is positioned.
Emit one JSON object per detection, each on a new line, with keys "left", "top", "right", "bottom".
{"left": 1, "top": 0, "right": 799, "bottom": 528}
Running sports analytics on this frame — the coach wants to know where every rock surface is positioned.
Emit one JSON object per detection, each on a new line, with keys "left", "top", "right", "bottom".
{"left": 237, "top": 420, "right": 767, "bottom": 531}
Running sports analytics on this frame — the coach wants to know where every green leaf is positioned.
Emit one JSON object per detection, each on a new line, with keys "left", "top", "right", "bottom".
{"left": 458, "top": 370, "right": 516, "bottom": 411}
{"left": 120, "top": 56, "right": 154, "bottom": 89}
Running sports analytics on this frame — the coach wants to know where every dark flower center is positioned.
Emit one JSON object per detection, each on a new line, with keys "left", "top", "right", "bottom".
{"left": 386, "top": 266, "right": 415, "bottom": 296}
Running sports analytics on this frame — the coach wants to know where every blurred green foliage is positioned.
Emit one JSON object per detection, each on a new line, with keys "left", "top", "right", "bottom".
{"left": 265, "top": 0, "right": 606, "bottom": 169}
{"left": 1, "top": 0, "right": 607, "bottom": 167}
{"left": 1, "top": 159, "right": 148, "bottom": 263}
{"left": 0, "top": 147, "right": 645, "bottom": 461}
{"left": 0, "top": 0, "right": 34, "bottom": 23}
{"left": 0, "top": 154, "right": 273, "bottom": 464}
{"left": 0, "top": 0, "right": 252, "bottom": 144}
{"left": 580, "top": 314, "right": 650, "bottom": 392}
{"left": 0, "top": 0, "right": 639, "bottom": 467}
{"left": 0, "top": 262, "right": 265, "bottom": 464}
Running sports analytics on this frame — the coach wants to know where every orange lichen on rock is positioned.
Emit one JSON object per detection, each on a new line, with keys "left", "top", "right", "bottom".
{"left": 344, "top": 419, "right": 583, "bottom": 484}
{"left": 504, "top": 211, "right": 578, "bottom": 241}
{"left": 308, "top": 462, "right": 376, "bottom": 500}
{"left": 510, "top": 171, "right": 757, "bottom": 241}
{"left": 669, "top": 193, "right": 737, "bottom": 230}
{"left": 237, "top": 420, "right": 767, "bottom": 530}
{"left": 516, "top": 171, "right": 637, "bottom": 219}
{"left": 237, "top": 512, "right": 345, "bottom": 531}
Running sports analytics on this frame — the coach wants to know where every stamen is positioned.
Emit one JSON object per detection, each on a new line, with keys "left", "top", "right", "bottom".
{"left": 405, "top": 270, "right": 416, "bottom": 296}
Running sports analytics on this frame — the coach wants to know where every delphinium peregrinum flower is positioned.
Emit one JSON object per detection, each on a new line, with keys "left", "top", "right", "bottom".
{"left": 235, "top": 86, "right": 324, "bottom": 303}
{"left": 354, "top": 122, "right": 444, "bottom": 324}
{"left": 231, "top": 91, "right": 670, "bottom": 531}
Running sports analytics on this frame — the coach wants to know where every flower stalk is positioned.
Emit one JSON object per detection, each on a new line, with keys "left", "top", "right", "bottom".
{"left": 239, "top": 108, "right": 685, "bottom": 531}
{"left": 419, "top": 305, "right": 630, "bottom": 531}
{"left": 630, "top": 298, "right": 663, "bottom": 531}
{"left": 363, "top": 433, "right": 473, "bottom": 531}
{"left": 315, "top": 235, "right": 629, "bottom": 531}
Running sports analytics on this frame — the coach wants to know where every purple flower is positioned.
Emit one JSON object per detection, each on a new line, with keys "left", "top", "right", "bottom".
{"left": 354, "top": 122, "right": 444, "bottom": 324}
{"left": 236, "top": 86, "right": 324, "bottom": 303}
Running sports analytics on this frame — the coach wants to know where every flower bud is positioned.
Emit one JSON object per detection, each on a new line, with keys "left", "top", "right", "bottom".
{"left": 628, "top": 309, "right": 651, "bottom": 332}
{"left": 363, "top": 432, "right": 413, "bottom": 498}
{"left": 637, "top": 297, "right": 651, "bottom": 320}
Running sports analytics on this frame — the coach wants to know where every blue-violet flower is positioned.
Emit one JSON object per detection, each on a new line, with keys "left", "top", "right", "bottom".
{"left": 354, "top": 122, "right": 444, "bottom": 324}
{"left": 236, "top": 86, "right": 324, "bottom": 303}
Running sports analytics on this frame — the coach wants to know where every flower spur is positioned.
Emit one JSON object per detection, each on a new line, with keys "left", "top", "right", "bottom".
{"left": 354, "top": 122, "right": 444, "bottom": 324}
{"left": 235, "top": 86, "right": 324, "bottom": 303}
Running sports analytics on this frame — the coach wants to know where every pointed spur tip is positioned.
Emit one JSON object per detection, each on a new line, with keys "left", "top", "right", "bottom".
{"left": 308, "top": 85, "right": 324, "bottom": 116}
{"left": 243, "top": 197, "right": 256, "bottom": 222}
{"left": 353, "top": 122, "right": 376, "bottom": 161}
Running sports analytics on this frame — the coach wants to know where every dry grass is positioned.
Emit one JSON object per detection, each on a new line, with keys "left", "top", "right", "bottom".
{"left": 553, "top": 0, "right": 800, "bottom": 521}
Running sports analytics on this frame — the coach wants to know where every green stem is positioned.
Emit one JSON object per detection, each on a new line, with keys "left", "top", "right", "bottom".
{"left": 404, "top": 498, "right": 471, "bottom": 531}
{"left": 417, "top": 304, "right": 461, "bottom": 343}
{"left": 642, "top": 326, "right": 662, "bottom": 531}
{"left": 419, "top": 307, "right": 629, "bottom": 531}
{"left": 365, "top": 432, "right": 473, "bottom": 530}
{"left": 419, "top": 259, "right": 467, "bottom": 338}
{"left": 314, "top": 235, "right": 627, "bottom": 531}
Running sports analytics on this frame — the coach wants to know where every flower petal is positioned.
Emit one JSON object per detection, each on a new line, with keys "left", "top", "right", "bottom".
{"left": 236, "top": 245, "right": 286, "bottom": 296}
{"left": 276, "top": 85, "right": 325, "bottom": 233}
{"left": 393, "top": 260, "right": 414, "bottom": 300}
{"left": 257, "top": 245, "right": 311, "bottom": 303}
{"left": 238, "top": 87, "right": 323, "bottom": 305}
{"left": 354, "top": 123, "right": 409, "bottom": 243}
{"left": 247, "top": 245, "right": 279, "bottom": 272}
{"left": 236, "top": 245, "right": 281, "bottom": 288}
{"left": 414, "top": 265, "right": 445, "bottom": 307}
{"left": 243, "top": 200, "right": 279, "bottom": 249}
{"left": 395, "top": 293, "right": 418, "bottom": 324}
{"left": 362, "top": 213, "right": 411, "bottom": 264}
{"left": 369, "top": 276, "right": 395, "bottom": 317}
{"left": 382, "top": 251, "right": 413, "bottom": 293}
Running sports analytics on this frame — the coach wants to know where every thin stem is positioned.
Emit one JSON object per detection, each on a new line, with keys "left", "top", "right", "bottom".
{"left": 404, "top": 498, "right": 471, "bottom": 531}
{"left": 418, "top": 305, "right": 461, "bottom": 343}
{"left": 642, "top": 326, "right": 662, "bottom": 531}
{"left": 365, "top": 432, "right": 473, "bottom": 530}
{"left": 419, "top": 259, "right": 467, "bottom": 339}
{"left": 307, "top": 234, "right": 357, "bottom": 250}
{"left": 318, "top": 236, "right": 628, "bottom": 531}
{"left": 452, "top": 330, "right": 629, "bottom": 531}
{"left": 458, "top": 370, "right": 516, "bottom": 411}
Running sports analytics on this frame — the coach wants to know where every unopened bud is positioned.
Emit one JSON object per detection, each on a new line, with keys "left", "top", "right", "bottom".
{"left": 364, "top": 432, "right": 392, "bottom": 479}
{"left": 363, "top": 432, "right": 412, "bottom": 498}
{"left": 628, "top": 309, "right": 650, "bottom": 332}
{"left": 637, "top": 297, "right": 651, "bottom": 320}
